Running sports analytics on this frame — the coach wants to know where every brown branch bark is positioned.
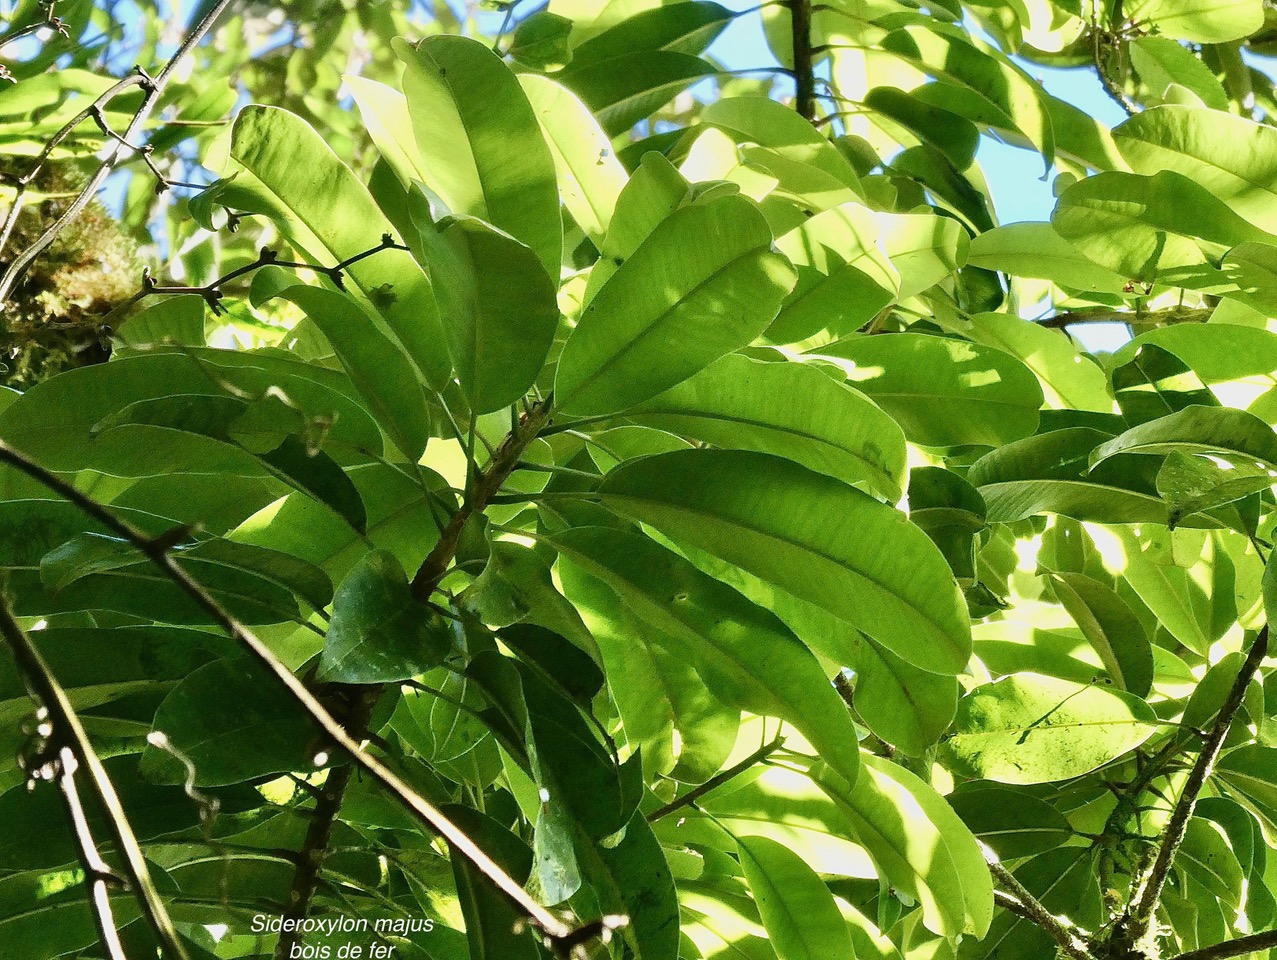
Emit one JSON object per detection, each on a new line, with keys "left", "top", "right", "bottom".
{"left": 1168, "top": 929, "right": 1277, "bottom": 960}
{"left": 0, "top": 596, "right": 189, "bottom": 959}
{"left": 0, "top": 437, "right": 576, "bottom": 946}
{"left": 410, "top": 397, "right": 552, "bottom": 600}
{"left": 982, "top": 845, "right": 1092, "bottom": 960}
{"left": 275, "top": 689, "right": 377, "bottom": 960}
{"left": 789, "top": 0, "right": 816, "bottom": 121}
{"left": 1119, "top": 627, "right": 1269, "bottom": 943}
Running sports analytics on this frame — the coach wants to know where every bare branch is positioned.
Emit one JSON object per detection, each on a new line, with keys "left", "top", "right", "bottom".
{"left": 1122, "top": 627, "right": 1269, "bottom": 937}
{"left": 0, "top": 596, "right": 190, "bottom": 959}
{"left": 981, "top": 844, "right": 1092, "bottom": 960}
{"left": 1168, "top": 929, "right": 1277, "bottom": 960}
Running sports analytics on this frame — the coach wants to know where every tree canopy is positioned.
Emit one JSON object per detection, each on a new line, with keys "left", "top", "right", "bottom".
{"left": 2, "top": 2, "right": 1277, "bottom": 960}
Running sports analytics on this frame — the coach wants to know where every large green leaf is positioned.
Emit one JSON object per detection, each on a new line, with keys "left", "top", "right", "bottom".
{"left": 849, "top": 634, "right": 959, "bottom": 757}
{"left": 624, "top": 353, "right": 908, "bottom": 501}
{"left": 736, "top": 835, "right": 855, "bottom": 960}
{"left": 223, "top": 105, "right": 449, "bottom": 387}
{"left": 880, "top": 24, "right": 1053, "bottom": 169}
{"left": 1089, "top": 405, "right": 1277, "bottom": 471}
{"left": 270, "top": 283, "right": 433, "bottom": 461}
{"left": 813, "top": 753, "right": 994, "bottom": 938}
{"left": 1048, "top": 572, "right": 1154, "bottom": 697}
{"left": 141, "top": 658, "right": 320, "bottom": 786}
{"left": 596, "top": 449, "right": 972, "bottom": 673}
{"left": 1124, "top": 0, "right": 1263, "bottom": 42}
{"left": 556, "top": 195, "right": 796, "bottom": 416}
{"left": 554, "top": 528, "right": 860, "bottom": 785}
{"left": 969, "top": 428, "right": 1183, "bottom": 525}
{"left": 967, "top": 222, "right": 1130, "bottom": 295}
{"left": 518, "top": 75, "right": 627, "bottom": 246}
{"left": 944, "top": 673, "right": 1159, "bottom": 784}
{"left": 416, "top": 215, "right": 558, "bottom": 415}
{"left": 318, "top": 550, "right": 452, "bottom": 684}
{"left": 396, "top": 35, "right": 562, "bottom": 277}
{"left": 817, "top": 333, "right": 1044, "bottom": 447}
{"left": 1114, "top": 106, "right": 1277, "bottom": 234}
{"left": 967, "top": 312, "right": 1112, "bottom": 413}
{"left": 1052, "top": 170, "right": 1275, "bottom": 282}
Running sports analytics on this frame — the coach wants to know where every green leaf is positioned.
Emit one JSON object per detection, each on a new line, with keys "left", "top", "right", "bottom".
{"left": 597, "top": 449, "right": 972, "bottom": 673}
{"left": 417, "top": 215, "right": 558, "bottom": 415}
{"left": 447, "top": 807, "right": 541, "bottom": 960}
{"left": 319, "top": 550, "right": 452, "bottom": 683}
{"left": 507, "top": 11, "right": 574, "bottom": 71}
{"left": 967, "top": 222, "right": 1131, "bottom": 295}
{"left": 224, "top": 105, "right": 449, "bottom": 387}
{"left": 735, "top": 835, "right": 855, "bottom": 960}
{"left": 397, "top": 35, "right": 562, "bottom": 277}
{"left": 948, "top": 785, "right": 1074, "bottom": 859}
{"left": 518, "top": 75, "right": 628, "bottom": 245}
{"left": 141, "top": 658, "right": 320, "bottom": 786}
{"left": 1113, "top": 343, "right": 1219, "bottom": 427}
{"left": 1129, "top": 37, "right": 1228, "bottom": 110}
{"left": 818, "top": 333, "right": 1044, "bottom": 447}
{"left": 1124, "top": 0, "right": 1263, "bottom": 42}
{"left": 554, "top": 527, "right": 860, "bottom": 785}
{"left": 703, "top": 96, "right": 863, "bottom": 191}
{"left": 556, "top": 3, "right": 730, "bottom": 135}
{"left": 864, "top": 85, "right": 980, "bottom": 169}
{"left": 813, "top": 752, "right": 994, "bottom": 938}
{"left": 556, "top": 195, "right": 796, "bottom": 416}
{"left": 1090, "top": 405, "right": 1277, "bottom": 472}
{"left": 881, "top": 24, "right": 1054, "bottom": 170}
{"left": 1049, "top": 572, "right": 1154, "bottom": 697}
{"left": 344, "top": 74, "right": 423, "bottom": 189}
{"left": 1156, "top": 451, "right": 1272, "bottom": 530}
{"left": 849, "top": 633, "right": 959, "bottom": 756}
{"left": 1052, "top": 170, "right": 1275, "bottom": 282}
{"left": 624, "top": 353, "right": 907, "bottom": 501}
{"left": 969, "top": 428, "right": 1180, "bottom": 525}
{"left": 270, "top": 284, "right": 433, "bottom": 461}
{"left": 944, "top": 673, "right": 1158, "bottom": 784}
{"left": 1114, "top": 106, "right": 1277, "bottom": 233}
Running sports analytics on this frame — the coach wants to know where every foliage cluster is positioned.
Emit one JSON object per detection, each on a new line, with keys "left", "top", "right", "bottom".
{"left": 3, "top": 3, "right": 1277, "bottom": 960}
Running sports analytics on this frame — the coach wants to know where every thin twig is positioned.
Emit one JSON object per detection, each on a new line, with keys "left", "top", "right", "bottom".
{"left": 56, "top": 753, "right": 129, "bottom": 960}
{"left": 409, "top": 397, "right": 553, "bottom": 600}
{"left": 981, "top": 844, "right": 1092, "bottom": 960}
{"left": 0, "top": 0, "right": 237, "bottom": 303}
{"left": 1121, "top": 626, "right": 1269, "bottom": 938}
{"left": 0, "top": 596, "right": 191, "bottom": 960}
{"left": 0, "top": 437, "right": 578, "bottom": 949}
{"left": 647, "top": 737, "right": 786, "bottom": 823}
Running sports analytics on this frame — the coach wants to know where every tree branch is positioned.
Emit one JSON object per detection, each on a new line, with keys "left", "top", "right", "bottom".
{"left": 981, "top": 844, "right": 1092, "bottom": 960}
{"left": 0, "top": 0, "right": 237, "bottom": 304}
{"left": 1122, "top": 627, "right": 1269, "bottom": 938}
{"left": 0, "top": 596, "right": 189, "bottom": 960}
{"left": 789, "top": 0, "right": 816, "bottom": 121}
{"left": 410, "top": 397, "right": 553, "bottom": 601}
{"left": 1167, "top": 929, "right": 1277, "bottom": 960}
{"left": 275, "top": 689, "right": 377, "bottom": 960}
{"left": 647, "top": 737, "right": 785, "bottom": 823}
{"left": 0, "top": 437, "right": 580, "bottom": 950}
{"left": 1038, "top": 307, "right": 1211, "bottom": 330}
